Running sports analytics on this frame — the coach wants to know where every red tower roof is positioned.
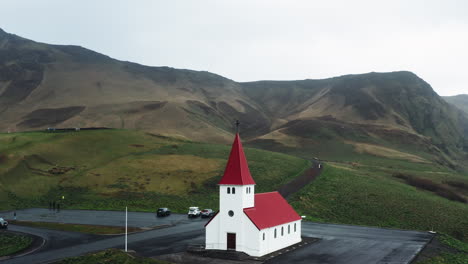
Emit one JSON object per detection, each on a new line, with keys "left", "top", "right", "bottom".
{"left": 218, "top": 133, "right": 256, "bottom": 185}
{"left": 244, "top": 192, "right": 302, "bottom": 230}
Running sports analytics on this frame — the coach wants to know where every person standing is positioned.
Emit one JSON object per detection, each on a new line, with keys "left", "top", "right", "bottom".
{"left": 52, "top": 201, "right": 56, "bottom": 211}
{"left": 13, "top": 211, "right": 16, "bottom": 220}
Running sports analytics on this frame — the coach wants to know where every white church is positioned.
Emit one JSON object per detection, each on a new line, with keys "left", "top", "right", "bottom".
{"left": 205, "top": 133, "right": 302, "bottom": 257}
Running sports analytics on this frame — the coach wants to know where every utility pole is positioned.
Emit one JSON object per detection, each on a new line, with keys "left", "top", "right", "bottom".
{"left": 125, "top": 206, "right": 128, "bottom": 252}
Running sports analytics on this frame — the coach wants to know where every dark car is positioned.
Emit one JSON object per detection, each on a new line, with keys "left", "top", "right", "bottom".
{"left": 156, "top": 208, "right": 171, "bottom": 217}
{"left": 201, "top": 209, "right": 215, "bottom": 218}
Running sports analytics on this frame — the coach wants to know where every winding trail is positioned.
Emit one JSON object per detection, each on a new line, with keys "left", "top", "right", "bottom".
{"left": 277, "top": 160, "right": 323, "bottom": 199}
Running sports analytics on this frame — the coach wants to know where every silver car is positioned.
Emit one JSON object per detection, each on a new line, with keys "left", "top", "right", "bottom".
{"left": 0, "top": 217, "right": 8, "bottom": 229}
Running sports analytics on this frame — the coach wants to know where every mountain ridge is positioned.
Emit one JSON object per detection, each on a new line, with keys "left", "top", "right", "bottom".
{"left": 0, "top": 28, "right": 467, "bottom": 169}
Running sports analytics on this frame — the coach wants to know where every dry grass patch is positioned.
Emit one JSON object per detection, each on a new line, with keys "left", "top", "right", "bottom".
{"left": 257, "top": 130, "right": 301, "bottom": 148}
{"left": 346, "top": 141, "right": 429, "bottom": 163}
{"left": 77, "top": 154, "right": 223, "bottom": 195}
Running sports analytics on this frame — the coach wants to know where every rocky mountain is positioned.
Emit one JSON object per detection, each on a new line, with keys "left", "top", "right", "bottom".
{"left": 444, "top": 94, "right": 468, "bottom": 116}
{"left": 0, "top": 28, "right": 268, "bottom": 143}
{"left": 1, "top": 28, "right": 467, "bottom": 168}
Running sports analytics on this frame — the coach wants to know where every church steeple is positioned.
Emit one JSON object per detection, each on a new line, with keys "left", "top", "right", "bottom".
{"left": 218, "top": 133, "right": 256, "bottom": 186}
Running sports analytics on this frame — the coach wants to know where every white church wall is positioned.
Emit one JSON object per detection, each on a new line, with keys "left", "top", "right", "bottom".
{"left": 205, "top": 215, "right": 221, "bottom": 249}
{"left": 239, "top": 213, "right": 261, "bottom": 256}
{"left": 258, "top": 220, "right": 302, "bottom": 256}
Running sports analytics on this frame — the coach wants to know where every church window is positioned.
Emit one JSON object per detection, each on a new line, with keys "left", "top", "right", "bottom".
{"left": 232, "top": 187, "right": 235, "bottom": 194}
{"left": 288, "top": 225, "right": 290, "bottom": 234}
{"left": 274, "top": 228, "right": 277, "bottom": 238}
{"left": 228, "top": 210, "right": 234, "bottom": 217}
{"left": 227, "top": 187, "right": 230, "bottom": 194}
{"left": 263, "top": 233, "right": 265, "bottom": 240}
{"left": 281, "top": 226, "right": 284, "bottom": 236}
{"left": 294, "top": 223, "right": 296, "bottom": 232}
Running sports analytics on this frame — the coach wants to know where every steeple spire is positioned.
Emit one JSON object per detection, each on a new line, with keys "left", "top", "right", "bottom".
{"left": 218, "top": 133, "right": 256, "bottom": 185}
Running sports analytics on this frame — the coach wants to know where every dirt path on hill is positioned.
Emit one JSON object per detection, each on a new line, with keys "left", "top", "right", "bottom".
{"left": 277, "top": 160, "right": 323, "bottom": 199}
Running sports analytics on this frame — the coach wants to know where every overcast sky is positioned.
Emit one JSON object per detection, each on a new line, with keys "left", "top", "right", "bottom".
{"left": 1, "top": 0, "right": 467, "bottom": 96}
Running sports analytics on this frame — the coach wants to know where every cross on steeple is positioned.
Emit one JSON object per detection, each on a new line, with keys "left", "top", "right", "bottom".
{"left": 235, "top": 120, "right": 240, "bottom": 133}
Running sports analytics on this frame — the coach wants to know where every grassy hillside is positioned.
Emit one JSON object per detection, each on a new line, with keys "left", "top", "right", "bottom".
{"left": 290, "top": 165, "right": 468, "bottom": 241}
{"left": 0, "top": 129, "right": 309, "bottom": 212}
{"left": 444, "top": 94, "right": 468, "bottom": 115}
{"left": 1, "top": 129, "right": 467, "bottom": 242}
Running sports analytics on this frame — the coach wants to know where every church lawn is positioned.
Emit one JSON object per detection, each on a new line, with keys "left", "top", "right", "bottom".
{"left": 0, "top": 231, "right": 33, "bottom": 257}
{"left": 52, "top": 249, "right": 172, "bottom": 264}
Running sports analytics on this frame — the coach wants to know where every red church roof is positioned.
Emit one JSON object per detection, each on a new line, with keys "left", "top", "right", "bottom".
{"left": 218, "top": 133, "right": 256, "bottom": 185}
{"left": 244, "top": 192, "right": 301, "bottom": 230}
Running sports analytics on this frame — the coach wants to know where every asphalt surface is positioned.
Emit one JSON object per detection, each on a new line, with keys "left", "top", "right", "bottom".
{"left": 1, "top": 208, "right": 190, "bottom": 228}
{"left": 0, "top": 209, "right": 433, "bottom": 264}
{"left": 266, "top": 223, "right": 433, "bottom": 264}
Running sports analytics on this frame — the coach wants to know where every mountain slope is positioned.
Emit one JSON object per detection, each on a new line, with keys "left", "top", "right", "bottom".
{"left": 444, "top": 94, "right": 468, "bottom": 115}
{"left": 0, "top": 28, "right": 270, "bottom": 143}
{"left": 243, "top": 72, "right": 468, "bottom": 168}
{"left": 0, "top": 28, "right": 467, "bottom": 169}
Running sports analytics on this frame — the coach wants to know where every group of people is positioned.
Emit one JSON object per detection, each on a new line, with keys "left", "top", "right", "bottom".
{"left": 49, "top": 201, "right": 61, "bottom": 212}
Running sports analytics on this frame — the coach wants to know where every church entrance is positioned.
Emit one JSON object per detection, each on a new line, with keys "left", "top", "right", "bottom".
{"left": 227, "top": 233, "right": 236, "bottom": 250}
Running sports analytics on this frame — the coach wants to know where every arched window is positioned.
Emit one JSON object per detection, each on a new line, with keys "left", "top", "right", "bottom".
{"left": 281, "top": 226, "right": 284, "bottom": 236}
{"left": 274, "top": 228, "right": 277, "bottom": 238}
{"left": 263, "top": 233, "right": 265, "bottom": 240}
{"left": 294, "top": 223, "right": 296, "bottom": 232}
{"left": 232, "top": 187, "right": 235, "bottom": 194}
{"left": 227, "top": 187, "right": 230, "bottom": 194}
{"left": 288, "top": 225, "right": 290, "bottom": 234}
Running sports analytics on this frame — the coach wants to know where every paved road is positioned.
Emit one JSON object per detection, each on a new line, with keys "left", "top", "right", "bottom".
{"left": 267, "top": 223, "right": 433, "bottom": 264}
{"left": 0, "top": 209, "right": 433, "bottom": 264}
{"left": 1, "top": 208, "right": 191, "bottom": 228}
{"left": 2, "top": 220, "right": 206, "bottom": 264}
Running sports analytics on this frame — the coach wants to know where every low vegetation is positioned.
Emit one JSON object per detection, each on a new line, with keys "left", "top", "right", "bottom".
{"left": 290, "top": 165, "right": 468, "bottom": 241}
{"left": 8, "top": 221, "right": 142, "bottom": 235}
{"left": 53, "top": 249, "right": 171, "bottom": 264}
{"left": 0, "top": 130, "right": 309, "bottom": 213}
{"left": 1, "top": 129, "right": 467, "bottom": 243}
{"left": 0, "top": 231, "right": 33, "bottom": 257}
{"left": 416, "top": 233, "right": 468, "bottom": 264}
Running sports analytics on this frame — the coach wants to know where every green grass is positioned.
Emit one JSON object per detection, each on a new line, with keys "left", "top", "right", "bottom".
{"left": 53, "top": 249, "right": 171, "bottom": 264}
{"left": 290, "top": 165, "right": 468, "bottom": 241}
{"left": 8, "top": 221, "right": 142, "bottom": 235}
{"left": 417, "top": 234, "right": 468, "bottom": 264}
{"left": 1, "top": 129, "right": 467, "bottom": 244}
{"left": 0, "top": 232, "right": 33, "bottom": 257}
{"left": 0, "top": 130, "right": 309, "bottom": 213}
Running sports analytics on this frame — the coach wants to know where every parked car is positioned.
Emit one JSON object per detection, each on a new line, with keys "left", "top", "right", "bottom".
{"left": 0, "top": 218, "right": 8, "bottom": 229}
{"left": 201, "top": 209, "right": 215, "bottom": 218}
{"left": 156, "top": 208, "right": 171, "bottom": 217}
{"left": 188, "top": 207, "right": 201, "bottom": 218}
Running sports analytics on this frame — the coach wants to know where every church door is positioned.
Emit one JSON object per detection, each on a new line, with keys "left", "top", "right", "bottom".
{"left": 227, "top": 233, "right": 236, "bottom": 250}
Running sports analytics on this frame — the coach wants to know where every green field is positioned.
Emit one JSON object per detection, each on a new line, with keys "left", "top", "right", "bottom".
{"left": 416, "top": 233, "right": 468, "bottom": 264}
{"left": 0, "top": 130, "right": 309, "bottom": 213}
{"left": 53, "top": 249, "right": 171, "bottom": 264}
{"left": 1, "top": 129, "right": 467, "bottom": 242}
{"left": 0, "top": 231, "right": 33, "bottom": 257}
